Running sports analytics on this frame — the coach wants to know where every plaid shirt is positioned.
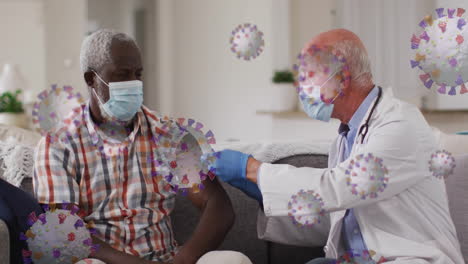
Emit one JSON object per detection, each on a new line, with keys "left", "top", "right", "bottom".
{"left": 34, "top": 103, "right": 179, "bottom": 262}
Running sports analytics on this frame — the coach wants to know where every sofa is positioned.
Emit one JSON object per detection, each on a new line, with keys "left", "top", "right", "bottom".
{"left": 1, "top": 125, "right": 468, "bottom": 264}
{"left": 0, "top": 153, "right": 329, "bottom": 264}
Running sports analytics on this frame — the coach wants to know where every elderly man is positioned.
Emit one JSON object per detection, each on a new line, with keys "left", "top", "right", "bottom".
{"left": 215, "top": 29, "right": 464, "bottom": 264}
{"left": 34, "top": 29, "right": 250, "bottom": 264}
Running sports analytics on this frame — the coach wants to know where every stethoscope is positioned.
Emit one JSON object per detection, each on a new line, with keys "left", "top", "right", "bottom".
{"left": 357, "top": 86, "right": 383, "bottom": 144}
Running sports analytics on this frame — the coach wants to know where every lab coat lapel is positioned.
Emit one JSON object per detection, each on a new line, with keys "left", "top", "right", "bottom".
{"left": 328, "top": 134, "right": 347, "bottom": 168}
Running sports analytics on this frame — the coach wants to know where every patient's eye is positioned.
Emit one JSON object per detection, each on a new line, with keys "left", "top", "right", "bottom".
{"left": 115, "top": 70, "right": 130, "bottom": 80}
{"left": 136, "top": 69, "right": 143, "bottom": 80}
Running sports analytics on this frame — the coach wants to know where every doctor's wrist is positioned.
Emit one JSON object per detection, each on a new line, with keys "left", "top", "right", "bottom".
{"left": 246, "top": 157, "right": 262, "bottom": 184}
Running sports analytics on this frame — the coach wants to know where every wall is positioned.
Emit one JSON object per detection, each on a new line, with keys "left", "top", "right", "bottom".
{"left": 291, "top": 0, "right": 337, "bottom": 61}
{"left": 87, "top": 0, "right": 148, "bottom": 37}
{"left": 269, "top": 0, "right": 339, "bottom": 143}
{"left": 43, "top": 0, "right": 87, "bottom": 96}
{"left": 152, "top": 0, "right": 343, "bottom": 142}
{"left": 335, "top": 0, "right": 436, "bottom": 107}
{"left": 88, "top": 0, "right": 124, "bottom": 34}
{"left": 0, "top": 0, "right": 46, "bottom": 98}
{"left": 155, "top": 0, "right": 275, "bottom": 142}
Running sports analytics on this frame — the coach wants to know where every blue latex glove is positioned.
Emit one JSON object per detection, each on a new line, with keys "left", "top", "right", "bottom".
{"left": 229, "top": 178, "right": 263, "bottom": 203}
{"left": 214, "top": 149, "right": 263, "bottom": 202}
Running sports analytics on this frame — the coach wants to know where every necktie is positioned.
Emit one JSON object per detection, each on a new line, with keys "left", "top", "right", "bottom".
{"left": 338, "top": 123, "right": 371, "bottom": 262}
{"left": 338, "top": 123, "right": 350, "bottom": 135}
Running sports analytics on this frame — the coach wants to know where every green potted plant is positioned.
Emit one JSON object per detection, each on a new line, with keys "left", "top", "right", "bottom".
{"left": 0, "top": 90, "right": 28, "bottom": 128}
{"left": 270, "top": 70, "right": 297, "bottom": 112}
{"left": 272, "top": 70, "right": 295, "bottom": 83}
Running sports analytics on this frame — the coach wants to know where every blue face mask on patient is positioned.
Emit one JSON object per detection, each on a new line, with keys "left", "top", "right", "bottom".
{"left": 92, "top": 71, "right": 144, "bottom": 122}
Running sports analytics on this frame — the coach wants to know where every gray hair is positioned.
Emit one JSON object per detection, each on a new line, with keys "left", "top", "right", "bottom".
{"left": 80, "top": 29, "right": 138, "bottom": 73}
{"left": 332, "top": 40, "right": 373, "bottom": 88}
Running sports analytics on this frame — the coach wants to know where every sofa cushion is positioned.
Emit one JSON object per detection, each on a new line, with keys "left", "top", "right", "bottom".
{"left": 0, "top": 126, "right": 40, "bottom": 187}
{"left": 0, "top": 219, "right": 9, "bottom": 264}
{"left": 445, "top": 154, "right": 468, "bottom": 262}
{"left": 265, "top": 154, "right": 328, "bottom": 264}
{"left": 0, "top": 138, "right": 35, "bottom": 187}
{"left": 0, "top": 125, "right": 41, "bottom": 147}
{"left": 171, "top": 182, "right": 268, "bottom": 264}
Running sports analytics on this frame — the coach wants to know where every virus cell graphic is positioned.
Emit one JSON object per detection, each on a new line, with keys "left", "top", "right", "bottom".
{"left": 75, "top": 259, "right": 106, "bottom": 264}
{"left": 292, "top": 45, "right": 351, "bottom": 108}
{"left": 288, "top": 189, "right": 326, "bottom": 228}
{"left": 428, "top": 150, "right": 456, "bottom": 179}
{"left": 229, "top": 23, "right": 265, "bottom": 60}
{"left": 32, "top": 85, "right": 85, "bottom": 135}
{"left": 20, "top": 206, "right": 99, "bottom": 264}
{"left": 46, "top": 106, "right": 85, "bottom": 152}
{"left": 335, "top": 250, "right": 387, "bottom": 264}
{"left": 410, "top": 8, "right": 468, "bottom": 95}
{"left": 345, "top": 153, "right": 389, "bottom": 200}
{"left": 152, "top": 118, "right": 219, "bottom": 194}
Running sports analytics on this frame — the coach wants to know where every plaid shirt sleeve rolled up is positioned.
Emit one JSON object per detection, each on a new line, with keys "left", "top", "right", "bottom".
{"left": 33, "top": 104, "right": 179, "bottom": 262}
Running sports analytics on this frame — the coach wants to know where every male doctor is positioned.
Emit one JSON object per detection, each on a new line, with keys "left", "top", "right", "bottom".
{"left": 214, "top": 29, "right": 464, "bottom": 264}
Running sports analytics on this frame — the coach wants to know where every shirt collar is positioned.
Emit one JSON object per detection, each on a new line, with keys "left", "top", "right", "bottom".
{"left": 347, "top": 85, "right": 379, "bottom": 131}
{"left": 84, "top": 101, "right": 145, "bottom": 146}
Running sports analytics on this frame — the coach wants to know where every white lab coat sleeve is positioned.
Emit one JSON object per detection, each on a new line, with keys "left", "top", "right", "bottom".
{"left": 259, "top": 118, "right": 432, "bottom": 217}
{"left": 256, "top": 208, "right": 330, "bottom": 246}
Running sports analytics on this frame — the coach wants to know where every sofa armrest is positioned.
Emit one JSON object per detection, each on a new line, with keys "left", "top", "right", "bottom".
{"left": 0, "top": 219, "right": 9, "bottom": 264}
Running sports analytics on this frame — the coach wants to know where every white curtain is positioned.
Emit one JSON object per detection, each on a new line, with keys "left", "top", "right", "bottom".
{"left": 335, "top": 0, "right": 436, "bottom": 107}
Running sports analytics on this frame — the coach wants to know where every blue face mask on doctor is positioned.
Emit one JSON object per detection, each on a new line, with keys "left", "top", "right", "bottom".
{"left": 299, "top": 69, "right": 341, "bottom": 122}
{"left": 92, "top": 71, "right": 144, "bottom": 122}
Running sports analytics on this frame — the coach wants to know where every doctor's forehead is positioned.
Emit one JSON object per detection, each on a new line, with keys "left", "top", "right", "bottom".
{"left": 304, "top": 29, "right": 365, "bottom": 50}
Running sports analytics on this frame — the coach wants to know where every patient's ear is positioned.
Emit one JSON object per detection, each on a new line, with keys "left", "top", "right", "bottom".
{"left": 84, "top": 71, "right": 95, "bottom": 87}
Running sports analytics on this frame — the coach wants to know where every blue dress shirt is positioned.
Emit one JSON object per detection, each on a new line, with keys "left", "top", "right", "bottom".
{"left": 340, "top": 86, "right": 379, "bottom": 258}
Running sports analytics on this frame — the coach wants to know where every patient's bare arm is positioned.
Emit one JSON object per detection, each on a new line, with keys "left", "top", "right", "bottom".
{"left": 174, "top": 177, "right": 235, "bottom": 264}
{"left": 90, "top": 235, "right": 165, "bottom": 264}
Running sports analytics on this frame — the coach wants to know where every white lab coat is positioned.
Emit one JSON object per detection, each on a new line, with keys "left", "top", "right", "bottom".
{"left": 257, "top": 90, "right": 464, "bottom": 264}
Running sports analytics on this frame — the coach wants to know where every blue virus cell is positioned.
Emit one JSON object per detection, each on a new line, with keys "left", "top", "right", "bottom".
{"left": 411, "top": 8, "right": 468, "bottom": 95}
{"left": 20, "top": 206, "right": 99, "bottom": 264}
{"left": 292, "top": 45, "right": 351, "bottom": 107}
{"left": 288, "top": 189, "right": 326, "bottom": 227}
{"left": 152, "top": 118, "right": 218, "bottom": 194}
{"left": 345, "top": 153, "right": 389, "bottom": 200}
{"left": 229, "top": 23, "right": 265, "bottom": 60}
{"left": 32, "top": 85, "right": 85, "bottom": 135}
{"left": 333, "top": 249, "right": 387, "bottom": 264}
{"left": 428, "top": 150, "right": 456, "bottom": 179}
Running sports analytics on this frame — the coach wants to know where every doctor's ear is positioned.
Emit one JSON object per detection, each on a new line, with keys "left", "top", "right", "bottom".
{"left": 339, "top": 78, "right": 351, "bottom": 94}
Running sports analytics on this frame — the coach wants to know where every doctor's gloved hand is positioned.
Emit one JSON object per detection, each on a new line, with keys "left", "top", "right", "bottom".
{"left": 214, "top": 149, "right": 250, "bottom": 181}
{"left": 214, "top": 149, "right": 263, "bottom": 202}
{"left": 229, "top": 178, "right": 263, "bottom": 203}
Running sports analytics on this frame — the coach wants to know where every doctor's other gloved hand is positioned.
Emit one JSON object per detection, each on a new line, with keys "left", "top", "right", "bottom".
{"left": 214, "top": 149, "right": 263, "bottom": 202}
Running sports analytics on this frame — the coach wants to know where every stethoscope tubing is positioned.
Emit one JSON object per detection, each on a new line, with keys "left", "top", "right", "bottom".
{"left": 358, "top": 86, "right": 383, "bottom": 144}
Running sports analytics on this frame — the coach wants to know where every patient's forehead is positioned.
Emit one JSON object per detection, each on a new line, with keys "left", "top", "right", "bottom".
{"left": 108, "top": 40, "right": 142, "bottom": 70}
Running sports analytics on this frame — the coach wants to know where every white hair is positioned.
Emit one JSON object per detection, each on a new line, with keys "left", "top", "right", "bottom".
{"left": 80, "top": 29, "right": 138, "bottom": 73}
{"left": 332, "top": 40, "right": 373, "bottom": 88}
